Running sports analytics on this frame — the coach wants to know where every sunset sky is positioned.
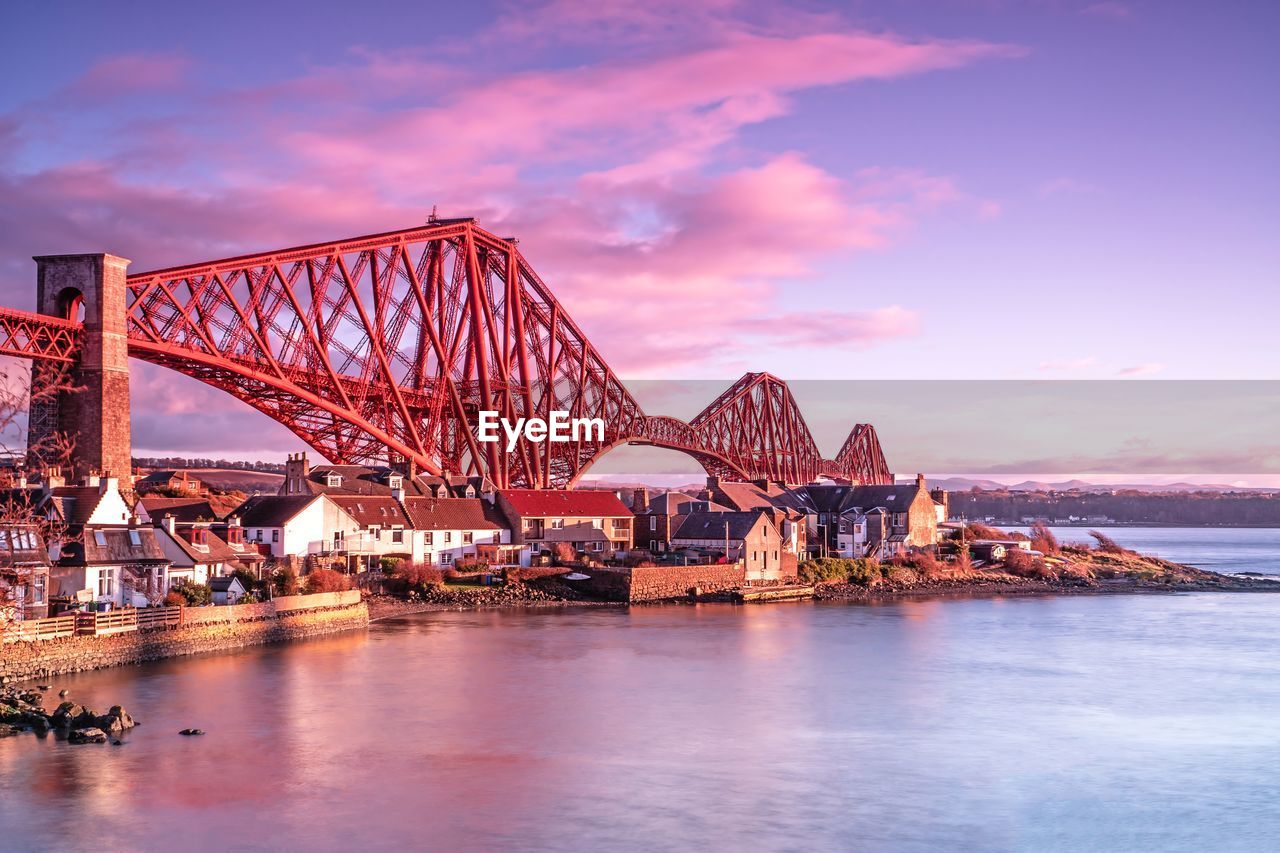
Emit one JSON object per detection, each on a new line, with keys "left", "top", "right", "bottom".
{"left": 1, "top": 1, "right": 1276, "bottom": 475}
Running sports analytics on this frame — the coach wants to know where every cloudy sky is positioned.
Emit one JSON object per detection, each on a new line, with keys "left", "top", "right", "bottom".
{"left": 0, "top": 1, "right": 1276, "bottom": 477}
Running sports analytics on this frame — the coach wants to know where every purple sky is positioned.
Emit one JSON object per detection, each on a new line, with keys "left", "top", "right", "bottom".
{"left": 1, "top": 1, "right": 1276, "bottom": 477}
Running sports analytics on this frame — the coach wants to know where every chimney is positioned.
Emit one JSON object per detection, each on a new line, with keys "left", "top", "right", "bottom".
{"left": 17, "top": 473, "right": 26, "bottom": 489}
{"left": 930, "top": 488, "right": 950, "bottom": 518}
{"left": 284, "top": 451, "right": 311, "bottom": 495}
{"left": 44, "top": 467, "right": 65, "bottom": 489}
{"left": 752, "top": 478, "right": 770, "bottom": 490}
{"left": 391, "top": 486, "right": 405, "bottom": 503}
{"left": 161, "top": 513, "right": 176, "bottom": 536}
{"left": 916, "top": 473, "right": 926, "bottom": 489}
{"left": 100, "top": 475, "right": 118, "bottom": 495}
{"left": 706, "top": 476, "right": 721, "bottom": 490}
{"left": 85, "top": 471, "right": 101, "bottom": 487}
{"left": 632, "top": 487, "right": 649, "bottom": 512}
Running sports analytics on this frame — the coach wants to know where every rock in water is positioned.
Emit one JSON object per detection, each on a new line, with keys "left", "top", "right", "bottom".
{"left": 58, "top": 690, "right": 68, "bottom": 698}
{"left": 96, "top": 706, "right": 136, "bottom": 734}
{"left": 0, "top": 724, "right": 21, "bottom": 739}
{"left": 179, "top": 728, "right": 205, "bottom": 736}
{"left": 68, "top": 727, "right": 108, "bottom": 744}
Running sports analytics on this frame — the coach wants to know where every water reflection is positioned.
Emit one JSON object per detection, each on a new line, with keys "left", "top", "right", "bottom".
{"left": 3, "top": 595, "right": 1280, "bottom": 851}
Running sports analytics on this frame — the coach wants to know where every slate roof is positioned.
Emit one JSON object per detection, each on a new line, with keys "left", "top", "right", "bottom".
{"left": 673, "top": 511, "right": 770, "bottom": 541}
{"left": 139, "top": 497, "right": 220, "bottom": 523}
{"left": 61, "top": 527, "right": 168, "bottom": 566}
{"left": 209, "top": 576, "right": 245, "bottom": 593}
{"left": 233, "top": 495, "right": 319, "bottom": 527}
{"left": 401, "top": 498, "right": 507, "bottom": 531}
{"left": 160, "top": 526, "right": 244, "bottom": 567}
{"left": 500, "top": 489, "right": 631, "bottom": 518}
{"left": 328, "top": 496, "right": 412, "bottom": 528}
{"left": 47, "top": 486, "right": 107, "bottom": 526}
{"left": 792, "top": 484, "right": 923, "bottom": 515}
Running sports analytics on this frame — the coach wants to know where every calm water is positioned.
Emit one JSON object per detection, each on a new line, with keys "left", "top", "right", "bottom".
{"left": 3, "top": 594, "right": 1280, "bottom": 852}
{"left": 1011, "top": 526, "right": 1280, "bottom": 575}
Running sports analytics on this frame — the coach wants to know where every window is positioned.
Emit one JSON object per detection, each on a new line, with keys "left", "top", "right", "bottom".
{"left": 752, "top": 551, "right": 758, "bottom": 562}
{"left": 97, "top": 568, "right": 114, "bottom": 598}
{"left": 191, "top": 528, "right": 208, "bottom": 546}
{"left": 650, "top": 539, "right": 658, "bottom": 550}
{"left": 128, "top": 529, "right": 141, "bottom": 546}
{"left": 388, "top": 474, "right": 403, "bottom": 490}
{"left": 491, "top": 532, "right": 501, "bottom": 543}
{"left": 591, "top": 541, "right": 604, "bottom": 551}
{"left": 93, "top": 530, "right": 107, "bottom": 547}
{"left": 440, "top": 552, "right": 454, "bottom": 564}
{"left": 462, "top": 532, "right": 473, "bottom": 545}
{"left": 272, "top": 530, "right": 280, "bottom": 543}
{"left": 592, "top": 519, "right": 603, "bottom": 529}
{"left": 551, "top": 519, "right": 564, "bottom": 529}
{"left": 227, "top": 527, "right": 244, "bottom": 544}
{"left": 444, "top": 531, "right": 453, "bottom": 543}
{"left": 423, "top": 532, "right": 434, "bottom": 545}
{"left": 32, "top": 573, "right": 46, "bottom": 605}
{"left": 649, "top": 516, "right": 657, "bottom": 531}
{"left": 612, "top": 519, "right": 628, "bottom": 532}
{"left": 391, "top": 530, "right": 404, "bottom": 544}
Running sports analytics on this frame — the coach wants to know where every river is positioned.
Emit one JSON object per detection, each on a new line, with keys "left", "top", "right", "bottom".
{"left": 4, "top": 589, "right": 1280, "bottom": 852}
{"left": 1010, "top": 525, "right": 1280, "bottom": 576}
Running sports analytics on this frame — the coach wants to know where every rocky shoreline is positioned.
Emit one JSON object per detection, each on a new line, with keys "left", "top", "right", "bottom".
{"left": 1, "top": 685, "right": 137, "bottom": 745}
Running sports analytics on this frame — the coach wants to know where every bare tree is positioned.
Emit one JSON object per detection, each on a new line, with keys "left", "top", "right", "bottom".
{"left": 0, "top": 362, "right": 81, "bottom": 626}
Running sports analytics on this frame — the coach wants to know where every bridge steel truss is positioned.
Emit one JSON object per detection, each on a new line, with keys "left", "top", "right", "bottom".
{"left": 4, "top": 220, "right": 892, "bottom": 488}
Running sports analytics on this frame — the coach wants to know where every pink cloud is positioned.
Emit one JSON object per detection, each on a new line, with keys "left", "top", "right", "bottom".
{"left": 66, "top": 54, "right": 192, "bottom": 97}
{"left": 0, "top": 13, "right": 1022, "bottom": 461}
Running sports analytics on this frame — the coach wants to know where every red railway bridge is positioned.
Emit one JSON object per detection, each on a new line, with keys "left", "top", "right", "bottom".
{"left": 0, "top": 219, "right": 891, "bottom": 488}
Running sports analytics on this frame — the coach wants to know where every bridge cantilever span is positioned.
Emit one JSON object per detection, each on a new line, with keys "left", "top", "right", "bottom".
{"left": 6, "top": 220, "right": 892, "bottom": 488}
{"left": 0, "top": 306, "right": 81, "bottom": 363}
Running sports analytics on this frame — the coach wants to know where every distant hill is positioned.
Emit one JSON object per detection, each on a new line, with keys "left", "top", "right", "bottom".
{"left": 183, "top": 468, "right": 284, "bottom": 495}
{"left": 920, "top": 477, "right": 1280, "bottom": 495}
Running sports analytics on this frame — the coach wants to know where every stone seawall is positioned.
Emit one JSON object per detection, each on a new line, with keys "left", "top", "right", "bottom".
{"left": 570, "top": 565, "right": 748, "bottom": 602}
{"left": 0, "top": 602, "right": 368, "bottom": 684}
{"left": 628, "top": 565, "right": 746, "bottom": 601}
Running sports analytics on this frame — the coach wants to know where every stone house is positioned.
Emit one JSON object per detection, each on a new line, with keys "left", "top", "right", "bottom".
{"left": 631, "top": 490, "right": 732, "bottom": 553}
{"left": 497, "top": 489, "right": 633, "bottom": 562}
{"left": 399, "top": 497, "right": 518, "bottom": 567}
{"left": 670, "top": 510, "right": 786, "bottom": 582}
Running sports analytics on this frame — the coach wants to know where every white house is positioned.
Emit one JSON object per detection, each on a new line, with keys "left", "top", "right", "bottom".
{"left": 400, "top": 497, "right": 517, "bottom": 567}
{"left": 209, "top": 575, "right": 247, "bottom": 605}
{"left": 232, "top": 494, "right": 362, "bottom": 559}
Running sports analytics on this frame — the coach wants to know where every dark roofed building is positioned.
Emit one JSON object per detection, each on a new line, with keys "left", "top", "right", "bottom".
{"left": 0, "top": 524, "right": 51, "bottom": 620}
{"left": 790, "top": 475, "right": 938, "bottom": 558}
{"left": 50, "top": 525, "right": 170, "bottom": 609}
{"left": 671, "top": 510, "right": 784, "bottom": 581}
{"left": 135, "top": 470, "right": 204, "bottom": 496}
{"left": 139, "top": 496, "right": 221, "bottom": 523}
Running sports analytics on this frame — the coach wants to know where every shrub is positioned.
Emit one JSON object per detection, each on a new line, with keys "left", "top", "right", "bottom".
{"left": 952, "top": 543, "right": 973, "bottom": 573}
{"left": 163, "top": 590, "right": 186, "bottom": 608}
{"left": 272, "top": 566, "right": 300, "bottom": 596}
{"left": 385, "top": 564, "right": 445, "bottom": 595}
{"left": 455, "top": 559, "right": 489, "bottom": 573}
{"left": 1029, "top": 522, "right": 1060, "bottom": 555}
{"left": 1089, "top": 530, "right": 1127, "bottom": 554}
{"left": 379, "top": 557, "right": 403, "bottom": 573}
{"left": 231, "top": 567, "right": 258, "bottom": 594}
{"left": 304, "top": 568, "right": 352, "bottom": 594}
{"left": 799, "top": 557, "right": 851, "bottom": 583}
{"left": 964, "top": 523, "right": 1009, "bottom": 541}
{"left": 552, "top": 542, "right": 577, "bottom": 565}
{"left": 1004, "top": 548, "right": 1055, "bottom": 580}
{"left": 169, "top": 578, "right": 212, "bottom": 607}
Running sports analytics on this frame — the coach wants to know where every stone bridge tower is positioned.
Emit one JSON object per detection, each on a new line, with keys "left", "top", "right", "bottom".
{"left": 28, "top": 253, "right": 132, "bottom": 481}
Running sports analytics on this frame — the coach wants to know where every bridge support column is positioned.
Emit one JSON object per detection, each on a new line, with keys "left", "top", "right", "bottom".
{"left": 29, "top": 253, "right": 132, "bottom": 481}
